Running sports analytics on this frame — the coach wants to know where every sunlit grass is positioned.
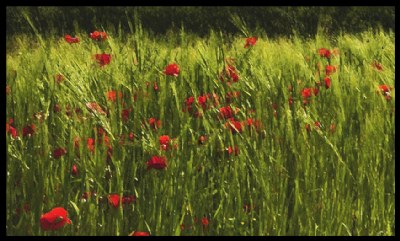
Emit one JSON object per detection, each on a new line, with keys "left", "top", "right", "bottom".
{"left": 6, "top": 19, "right": 395, "bottom": 236}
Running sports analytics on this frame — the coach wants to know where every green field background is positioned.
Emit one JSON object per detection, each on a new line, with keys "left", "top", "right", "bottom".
{"left": 6, "top": 7, "right": 395, "bottom": 236}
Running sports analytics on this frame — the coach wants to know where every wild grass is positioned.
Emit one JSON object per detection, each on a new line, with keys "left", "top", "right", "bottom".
{"left": 6, "top": 19, "right": 395, "bottom": 236}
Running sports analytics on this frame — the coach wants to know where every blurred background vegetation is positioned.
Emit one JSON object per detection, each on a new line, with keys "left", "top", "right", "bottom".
{"left": 6, "top": 6, "right": 395, "bottom": 38}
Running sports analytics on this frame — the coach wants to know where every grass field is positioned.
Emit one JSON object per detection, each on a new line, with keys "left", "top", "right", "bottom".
{"left": 6, "top": 17, "right": 395, "bottom": 236}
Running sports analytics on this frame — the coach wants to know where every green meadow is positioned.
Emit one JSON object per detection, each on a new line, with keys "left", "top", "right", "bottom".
{"left": 6, "top": 9, "right": 395, "bottom": 236}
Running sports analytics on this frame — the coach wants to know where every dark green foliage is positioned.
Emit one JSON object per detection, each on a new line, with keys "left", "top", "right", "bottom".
{"left": 6, "top": 6, "right": 395, "bottom": 38}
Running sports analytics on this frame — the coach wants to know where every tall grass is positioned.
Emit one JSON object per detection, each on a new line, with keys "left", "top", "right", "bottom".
{"left": 6, "top": 17, "right": 395, "bottom": 236}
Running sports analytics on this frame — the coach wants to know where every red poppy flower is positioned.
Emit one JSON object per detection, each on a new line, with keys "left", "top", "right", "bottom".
{"left": 244, "top": 36, "right": 257, "bottom": 48}
{"left": 159, "top": 135, "right": 170, "bottom": 150}
{"left": 372, "top": 61, "right": 383, "bottom": 71}
{"left": 305, "top": 124, "right": 311, "bottom": 132}
{"left": 122, "top": 109, "right": 131, "bottom": 122}
{"left": 301, "top": 87, "right": 318, "bottom": 105}
{"left": 330, "top": 123, "right": 336, "bottom": 133}
{"left": 65, "top": 35, "right": 80, "bottom": 44}
{"left": 198, "top": 95, "right": 207, "bottom": 110}
{"left": 301, "top": 88, "right": 312, "bottom": 99}
{"left": 40, "top": 207, "right": 71, "bottom": 231}
{"left": 148, "top": 118, "right": 161, "bottom": 130}
{"left": 97, "top": 132, "right": 109, "bottom": 146}
{"left": 53, "top": 148, "right": 67, "bottom": 159}
{"left": 378, "top": 84, "right": 393, "bottom": 100}
{"left": 122, "top": 195, "right": 136, "bottom": 205}
{"left": 246, "top": 118, "right": 262, "bottom": 130}
{"left": 87, "top": 138, "right": 95, "bottom": 152}
{"left": 318, "top": 48, "right": 331, "bottom": 58}
{"left": 313, "top": 87, "right": 319, "bottom": 96}
{"left": 86, "top": 102, "right": 107, "bottom": 115}
{"left": 183, "top": 96, "right": 195, "bottom": 113}
{"left": 164, "top": 63, "right": 180, "bottom": 77}
{"left": 202, "top": 216, "right": 209, "bottom": 229}
{"left": 226, "top": 65, "right": 239, "bottom": 82}
{"left": 106, "top": 90, "right": 122, "bottom": 102}
{"left": 306, "top": 121, "right": 320, "bottom": 132}
{"left": 6, "top": 119, "right": 18, "bottom": 139}
{"left": 129, "top": 231, "right": 150, "bottom": 236}
{"left": 103, "top": 135, "right": 111, "bottom": 148}
{"left": 55, "top": 74, "right": 64, "bottom": 84}
{"left": 220, "top": 65, "right": 239, "bottom": 83}
{"left": 325, "top": 65, "right": 337, "bottom": 76}
{"left": 71, "top": 164, "right": 78, "bottom": 176}
{"left": 8, "top": 126, "right": 17, "bottom": 138}
{"left": 108, "top": 194, "right": 120, "bottom": 208}
{"left": 185, "top": 96, "right": 195, "bottom": 106}
{"left": 153, "top": 82, "right": 159, "bottom": 92}
{"left": 226, "top": 118, "right": 242, "bottom": 134}
{"left": 219, "top": 106, "right": 234, "bottom": 119}
{"left": 90, "top": 31, "right": 107, "bottom": 41}
{"left": 146, "top": 156, "right": 167, "bottom": 170}
{"left": 159, "top": 135, "right": 169, "bottom": 146}
{"left": 94, "top": 54, "right": 111, "bottom": 67}
{"left": 22, "top": 124, "right": 36, "bottom": 137}
{"left": 227, "top": 146, "right": 240, "bottom": 156}
{"left": 129, "top": 132, "right": 135, "bottom": 141}
{"left": 378, "top": 84, "right": 391, "bottom": 94}
{"left": 324, "top": 77, "right": 331, "bottom": 89}
{"left": 198, "top": 135, "right": 207, "bottom": 145}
